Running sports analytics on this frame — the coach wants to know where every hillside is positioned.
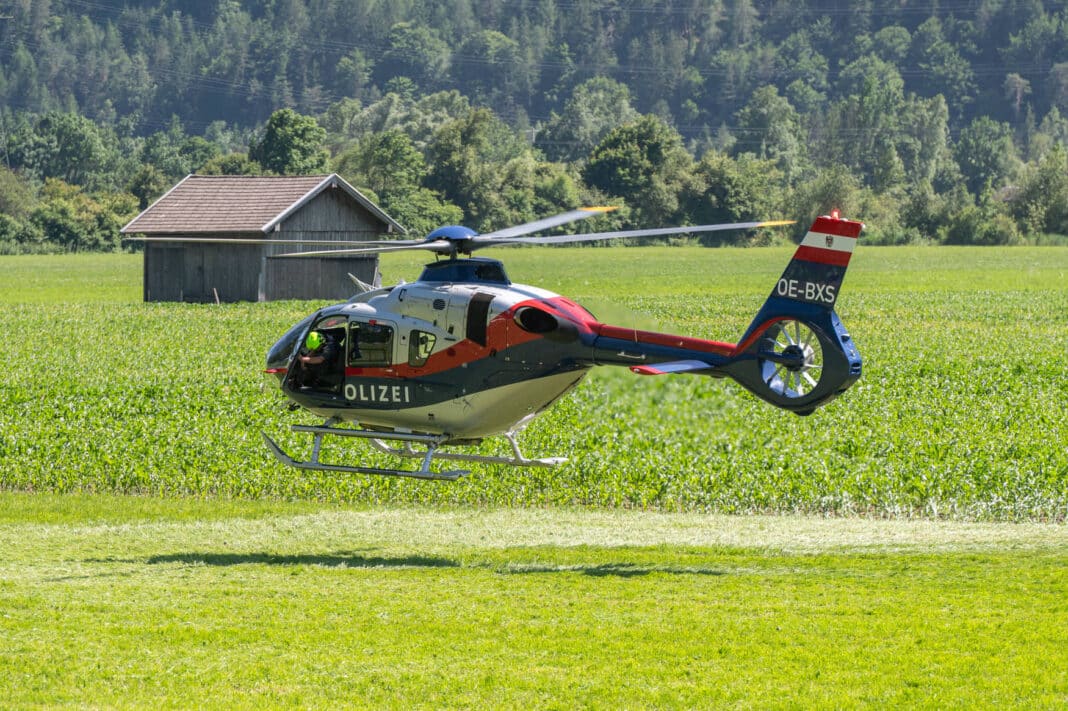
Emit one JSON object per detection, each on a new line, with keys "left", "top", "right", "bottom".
{"left": 1, "top": 1, "right": 1067, "bottom": 248}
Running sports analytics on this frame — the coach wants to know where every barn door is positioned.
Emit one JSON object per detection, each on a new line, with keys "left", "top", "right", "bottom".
{"left": 145, "top": 245, "right": 183, "bottom": 301}
{"left": 182, "top": 247, "right": 207, "bottom": 301}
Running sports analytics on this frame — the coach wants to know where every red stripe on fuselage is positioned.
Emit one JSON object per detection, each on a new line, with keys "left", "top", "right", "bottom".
{"left": 343, "top": 296, "right": 584, "bottom": 379}
{"left": 341, "top": 294, "right": 736, "bottom": 378}
{"left": 592, "top": 323, "right": 735, "bottom": 356}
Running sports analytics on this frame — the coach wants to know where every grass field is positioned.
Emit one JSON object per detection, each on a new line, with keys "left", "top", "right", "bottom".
{"left": 0, "top": 247, "right": 1065, "bottom": 517}
{"left": 1, "top": 493, "right": 1066, "bottom": 708}
{"left": 0, "top": 247, "right": 1066, "bottom": 706}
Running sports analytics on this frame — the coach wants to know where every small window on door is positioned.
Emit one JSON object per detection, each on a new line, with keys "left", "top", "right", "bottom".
{"left": 408, "top": 330, "right": 436, "bottom": 367}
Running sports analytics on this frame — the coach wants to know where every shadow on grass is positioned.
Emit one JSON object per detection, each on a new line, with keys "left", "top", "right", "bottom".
{"left": 144, "top": 552, "right": 729, "bottom": 577}
{"left": 499, "top": 563, "right": 729, "bottom": 578}
{"left": 147, "top": 552, "right": 460, "bottom": 569}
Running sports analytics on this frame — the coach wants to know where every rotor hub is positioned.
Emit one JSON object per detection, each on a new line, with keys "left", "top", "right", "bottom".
{"left": 781, "top": 342, "right": 816, "bottom": 372}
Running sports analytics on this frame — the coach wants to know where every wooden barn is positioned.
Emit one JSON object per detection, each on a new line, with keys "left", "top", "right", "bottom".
{"left": 121, "top": 173, "right": 405, "bottom": 302}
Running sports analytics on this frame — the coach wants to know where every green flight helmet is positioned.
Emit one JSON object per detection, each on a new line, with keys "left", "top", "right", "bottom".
{"left": 305, "top": 331, "right": 324, "bottom": 351}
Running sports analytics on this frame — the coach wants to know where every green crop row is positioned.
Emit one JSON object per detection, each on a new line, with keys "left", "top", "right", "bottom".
{"left": 0, "top": 248, "right": 1065, "bottom": 519}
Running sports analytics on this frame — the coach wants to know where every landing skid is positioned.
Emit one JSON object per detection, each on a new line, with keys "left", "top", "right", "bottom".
{"left": 368, "top": 431, "right": 566, "bottom": 468}
{"left": 263, "top": 419, "right": 566, "bottom": 481}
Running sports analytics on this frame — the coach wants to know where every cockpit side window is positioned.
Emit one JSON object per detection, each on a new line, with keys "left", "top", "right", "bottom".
{"left": 349, "top": 320, "right": 394, "bottom": 366}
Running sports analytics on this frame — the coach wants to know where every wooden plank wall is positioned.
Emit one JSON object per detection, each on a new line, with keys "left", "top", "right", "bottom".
{"left": 265, "top": 187, "right": 385, "bottom": 300}
{"left": 143, "top": 186, "right": 391, "bottom": 302}
{"left": 145, "top": 238, "right": 261, "bottom": 302}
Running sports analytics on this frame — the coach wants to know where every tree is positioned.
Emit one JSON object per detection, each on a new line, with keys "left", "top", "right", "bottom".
{"left": 774, "top": 31, "right": 829, "bottom": 98}
{"left": 724, "top": 0, "right": 760, "bottom": 48}
{"left": 425, "top": 108, "right": 527, "bottom": 226}
{"left": 910, "top": 17, "right": 976, "bottom": 117}
{"left": 334, "top": 49, "right": 373, "bottom": 100}
{"left": 321, "top": 91, "right": 473, "bottom": 152}
{"left": 784, "top": 165, "right": 863, "bottom": 240}
{"left": 817, "top": 56, "right": 906, "bottom": 184}
{"left": 0, "top": 213, "right": 47, "bottom": 254}
{"left": 248, "top": 109, "right": 328, "bottom": 175}
{"left": 333, "top": 130, "right": 427, "bottom": 198}
{"left": 29, "top": 179, "right": 136, "bottom": 252}
{"left": 455, "top": 30, "right": 524, "bottom": 105}
{"left": 0, "top": 166, "right": 37, "bottom": 220}
{"left": 1003, "top": 73, "right": 1032, "bottom": 123}
{"left": 1030, "top": 107, "right": 1068, "bottom": 159}
{"left": 538, "top": 78, "right": 639, "bottom": 162}
{"left": 332, "top": 129, "right": 460, "bottom": 234}
{"left": 179, "top": 136, "right": 221, "bottom": 174}
{"left": 378, "top": 186, "right": 463, "bottom": 236}
{"left": 198, "top": 153, "right": 264, "bottom": 176}
{"left": 140, "top": 119, "right": 220, "bottom": 179}
{"left": 733, "top": 85, "right": 806, "bottom": 181}
{"left": 582, "top": 115, "right": 696, "bottom": 227}
{"left": 1049, "top": 62, "right": 1068, "bottom": 114}
{"left": 1010, "top": 143, "right": 1068, "bottom": 235}
{"left": 127, "top": 165, "right": 169, "bottom": 211}
{"left": 8, "top": 112, "right": 117, "bottom": 190}
{"left": 896, "top": 95, "right": 952, "bottom": 186}
{"left": 871, "top": 25, "right": 911, "bottom": 63}
{"left": 374, "top": 23, "right": 451, "bottom": 93}
{"left": 871, "top": 137, "right": 906, "bottom": 194}
{"left": 954, "top": 117, "right": 1018, "bottom": 196}
{"left": 687, "top": 150, "right": 783, "bottom": 242}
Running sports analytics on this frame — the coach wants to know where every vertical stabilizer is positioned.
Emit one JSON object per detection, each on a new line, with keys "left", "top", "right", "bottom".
{"left": 727, "top": 214, "right": 864, "bottom": 414}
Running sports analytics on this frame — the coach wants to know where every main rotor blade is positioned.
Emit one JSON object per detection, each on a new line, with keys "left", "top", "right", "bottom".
{"left": 275, "top": 240, "right": 452, "bottom": 257}
{"left": 477, "top": 206, "right": 617, "bottom": 240}
{"left": 502, "top": 220, "right": 795, "bottom": 245}
{"left": 125, "top": 236, "right": 423, "bottom": 247}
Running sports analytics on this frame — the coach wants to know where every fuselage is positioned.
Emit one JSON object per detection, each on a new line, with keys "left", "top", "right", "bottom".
{"left": 266, "top": 257, "right": 737, "bottom": 440}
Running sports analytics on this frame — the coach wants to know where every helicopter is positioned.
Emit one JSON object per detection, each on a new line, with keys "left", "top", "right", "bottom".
{"left": 262, "top": 208, "right": 863, "bottom": 480}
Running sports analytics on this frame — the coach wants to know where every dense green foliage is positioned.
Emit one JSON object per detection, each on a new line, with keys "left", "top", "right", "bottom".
{"left": 0, "top": 247, "right": 1064, "bottom": 519}
{"left": 0, "top": 2, "right": 1068, "bottom": 250}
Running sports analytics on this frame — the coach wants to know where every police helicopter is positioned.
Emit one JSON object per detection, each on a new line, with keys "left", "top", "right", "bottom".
{"left": 263, "top": 208, "right": 863, "bottom": 480}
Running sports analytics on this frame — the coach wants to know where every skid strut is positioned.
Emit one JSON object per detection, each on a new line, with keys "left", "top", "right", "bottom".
{"left": 367, "top": 431, "right": 565, "bottom": 468}
{"left": 262, "top": 421, "right": 468, "bottom": 481}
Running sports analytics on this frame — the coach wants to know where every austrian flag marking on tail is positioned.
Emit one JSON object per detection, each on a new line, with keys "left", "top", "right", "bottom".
{"left": 793, "top": 216, "right": 862, "bottom": 267}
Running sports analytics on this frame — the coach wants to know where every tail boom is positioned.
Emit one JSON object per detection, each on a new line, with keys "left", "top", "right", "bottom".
{"left": 589, "top": 214, "right": 864, "bottom": 415}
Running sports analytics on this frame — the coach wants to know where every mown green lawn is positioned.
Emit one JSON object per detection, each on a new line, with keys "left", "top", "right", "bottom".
{"left": 1, "top": 493, "right": 1065, "bottom": 709}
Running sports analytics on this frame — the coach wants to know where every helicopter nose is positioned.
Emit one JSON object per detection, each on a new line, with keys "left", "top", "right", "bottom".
{"left": 261, "top": 367, "right": 287, "bottom": 395}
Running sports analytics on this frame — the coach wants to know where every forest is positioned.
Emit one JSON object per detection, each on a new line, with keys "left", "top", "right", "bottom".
{"left": 1, "top": 0, "right": 1067, "bottom": 251}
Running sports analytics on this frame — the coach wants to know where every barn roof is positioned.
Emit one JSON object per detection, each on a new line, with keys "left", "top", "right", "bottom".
{"left": 121, "top": 173, "right": 405, "bottom": 235}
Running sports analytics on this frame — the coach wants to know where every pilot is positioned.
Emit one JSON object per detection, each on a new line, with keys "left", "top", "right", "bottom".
{"left": 298, "top": 330, "right": 340, "bottom": 388}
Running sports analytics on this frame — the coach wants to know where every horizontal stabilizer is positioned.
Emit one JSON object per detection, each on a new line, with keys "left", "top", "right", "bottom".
{"left": 630, "top": 359, "right": 712, "bottom": 376}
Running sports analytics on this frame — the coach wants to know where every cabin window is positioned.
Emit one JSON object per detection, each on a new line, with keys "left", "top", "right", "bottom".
{"left": 349, "top": 320, "right": 394, "bottom": 366}
{"left": 408, "top": 330, "right": 436, "bottom": 367}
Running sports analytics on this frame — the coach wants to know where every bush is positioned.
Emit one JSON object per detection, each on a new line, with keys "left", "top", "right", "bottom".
{"left": 941, "top": 205, "right": 1023, "bottom": 245}
{"left": 0, "top": 213, "right": 54, "bottom": 254}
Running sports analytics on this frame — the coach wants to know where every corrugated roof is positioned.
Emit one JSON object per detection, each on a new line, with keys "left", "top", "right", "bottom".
{"left": 121, "top": 173, "right": 405, "bottom": 235}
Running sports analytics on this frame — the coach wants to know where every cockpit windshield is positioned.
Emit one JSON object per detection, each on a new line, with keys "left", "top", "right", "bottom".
{"left": 267, "top": 313, "right": 315, "bottom": 369}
